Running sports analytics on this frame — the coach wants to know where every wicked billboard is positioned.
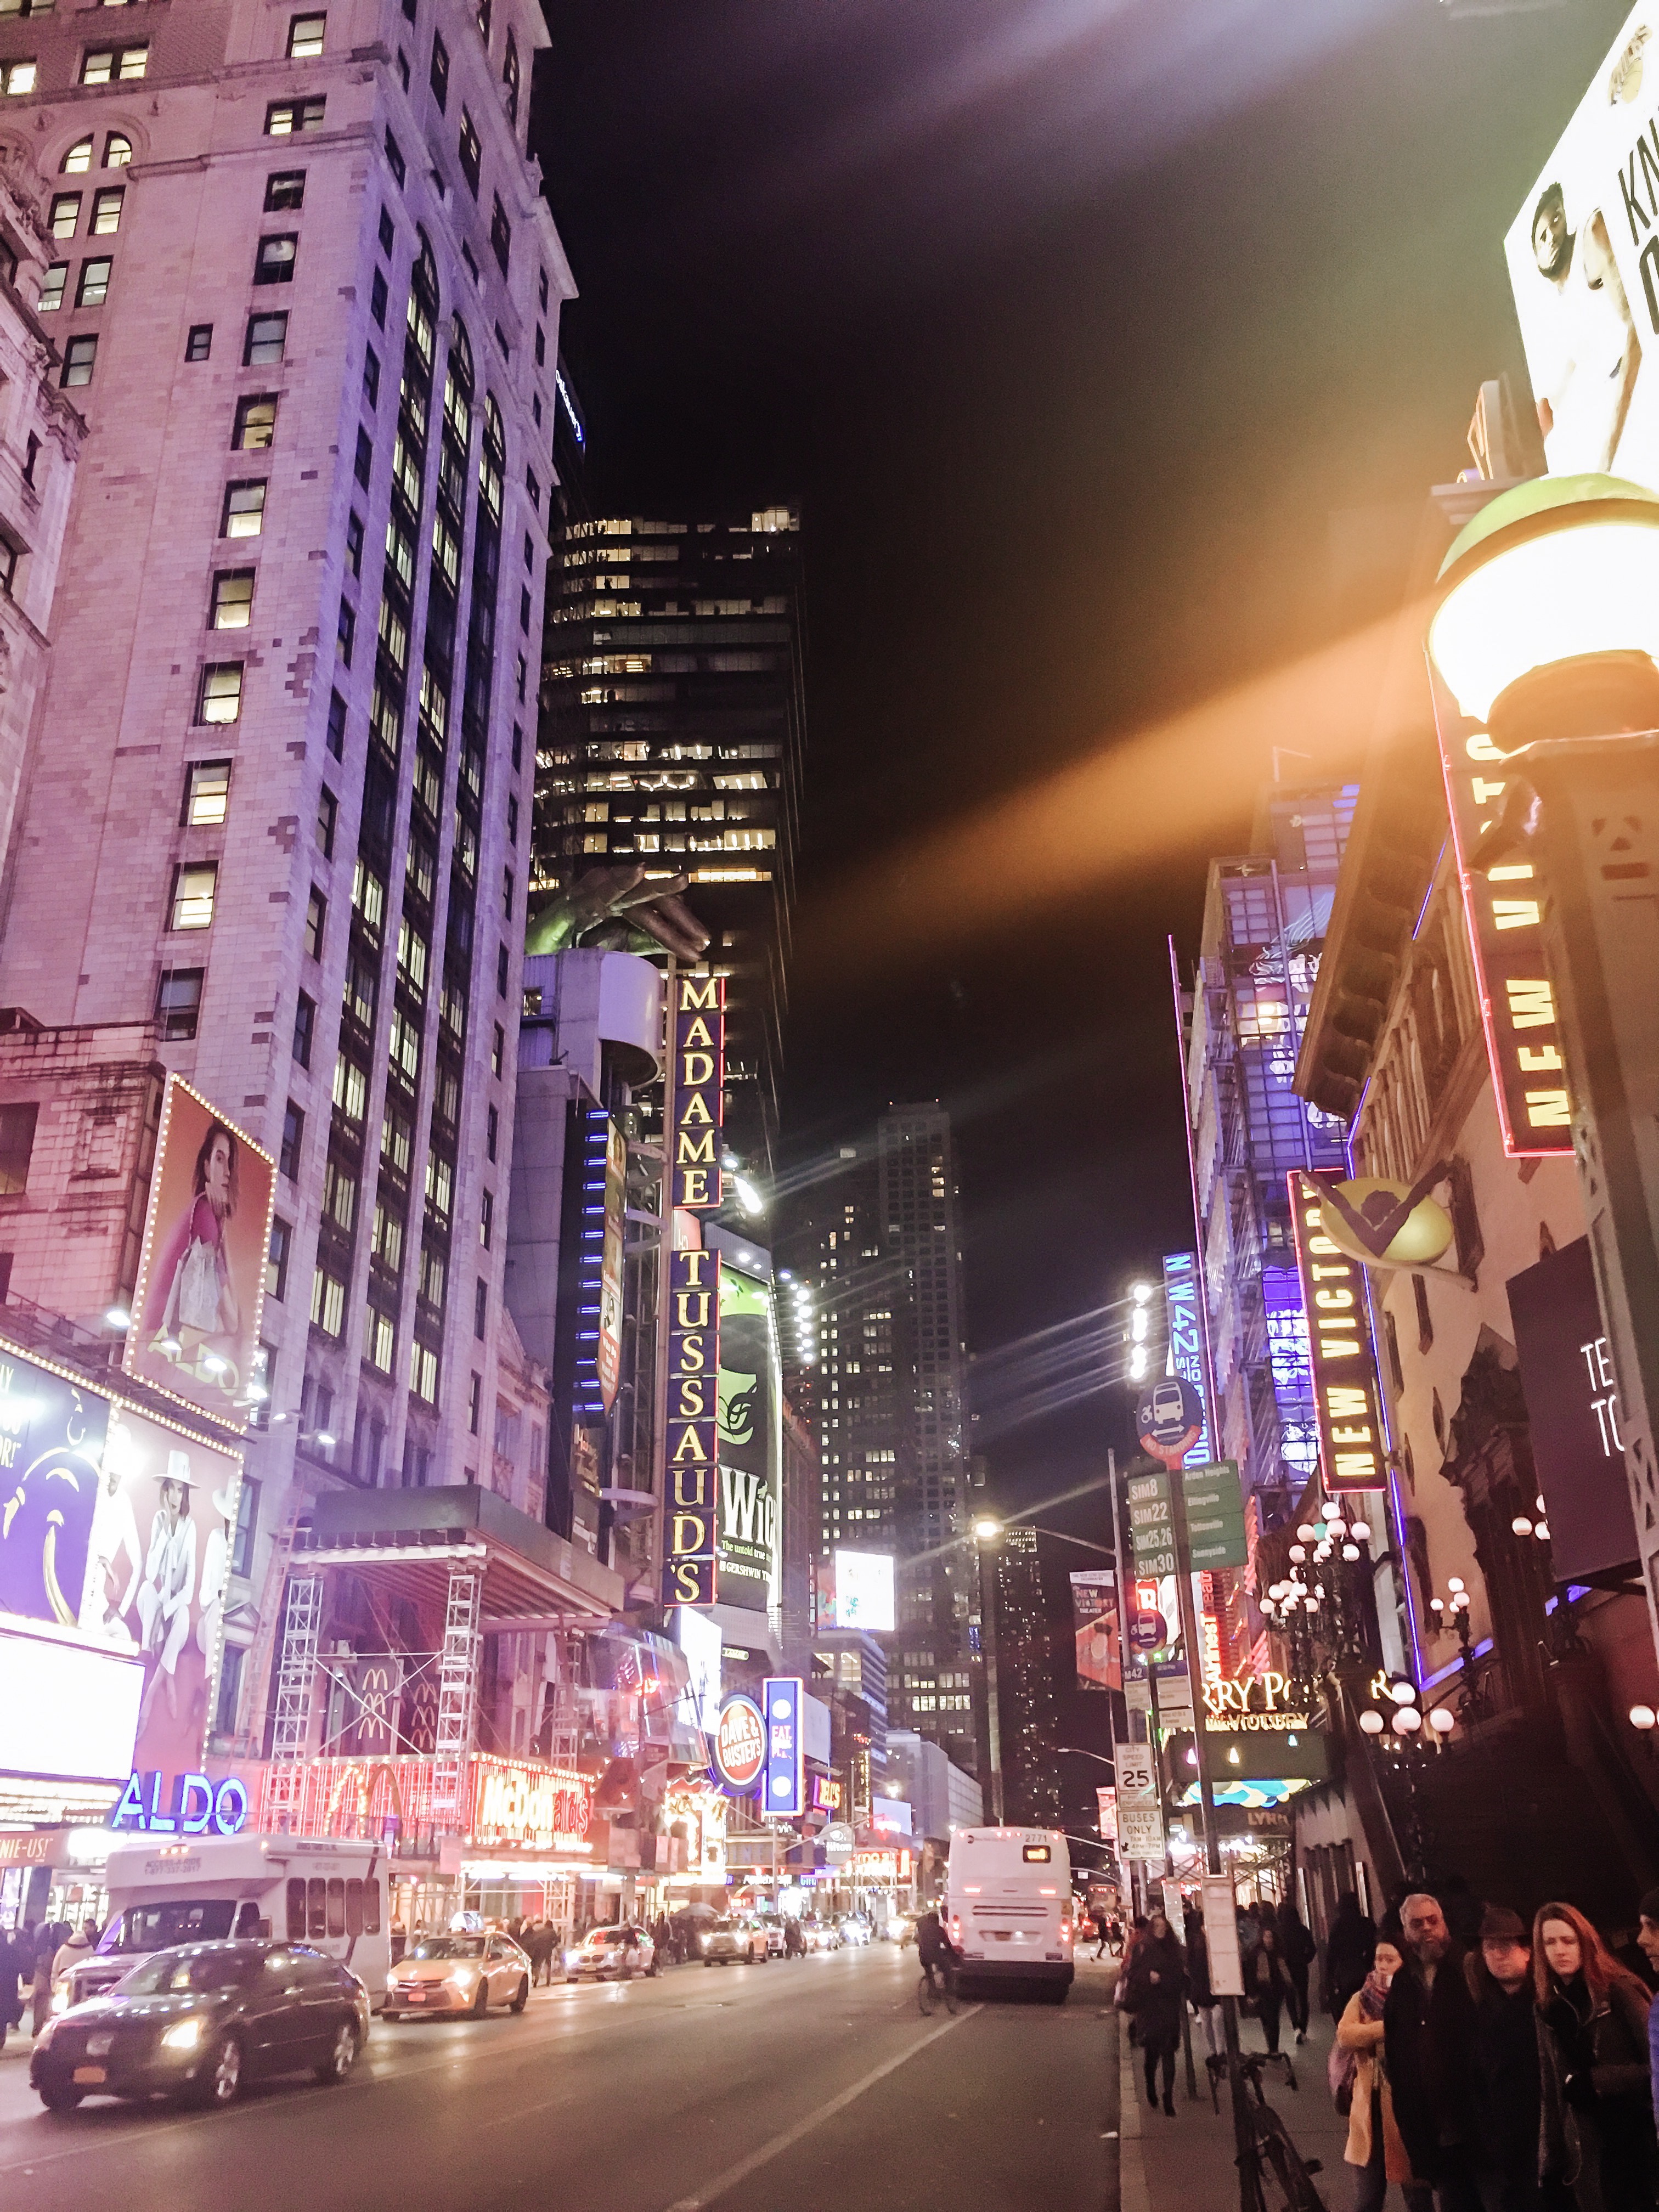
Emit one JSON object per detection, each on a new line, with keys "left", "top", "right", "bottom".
{"left": 716, "top": 1259, "right": 778, "bottom": 1613}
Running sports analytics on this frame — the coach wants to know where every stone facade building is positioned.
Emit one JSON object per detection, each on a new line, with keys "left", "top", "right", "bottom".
{"left": 0, "top": 0, "right": 573, "bottom": 1743}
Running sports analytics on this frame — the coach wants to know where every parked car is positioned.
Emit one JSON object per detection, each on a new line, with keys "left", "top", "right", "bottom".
{"left": 754, "top": 1916, "right": 787, "bottom": 1959}
{"left": 381, "top": 1931, "right": 532, "bottom": 2019}
{"left": 800, "top": 1917, "right": 840, "bottom": 1953}
{"left": 30, "top": 1939, "right": 369, "bottom": 2112}
{"left": 698, "top": 1918, "right": 770, "bottom": 1966}
{"left": 562, "top": 1926, "right": 657, "bottom": 1983}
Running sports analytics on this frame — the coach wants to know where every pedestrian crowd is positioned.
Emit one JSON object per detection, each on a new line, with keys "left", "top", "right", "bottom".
{"left": 1113, "top": 1878, "right": 1659, "bottom": 2211}
{"left": 0, "top": 1916, "right": 101, "bottom": 2047}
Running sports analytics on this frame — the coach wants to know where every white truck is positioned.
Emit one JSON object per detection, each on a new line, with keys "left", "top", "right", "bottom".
{"left": 63, "top": 1835, "right": 391, "bottom": 2011}
{"left": 945, "top": 1826, "right": 1075, "bottom": 2000}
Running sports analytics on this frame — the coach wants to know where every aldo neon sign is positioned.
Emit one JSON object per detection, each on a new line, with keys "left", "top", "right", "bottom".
{"left": 111, "top": 1770, "right": 250, "bottom": 1836}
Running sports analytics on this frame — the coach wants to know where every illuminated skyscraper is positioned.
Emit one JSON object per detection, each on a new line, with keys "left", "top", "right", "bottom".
{"left": 534, "top": 506, "right": 804, "bottom": 1171}
{"left": 991, "top": 1526, "right": 1062, "bottom": 1831}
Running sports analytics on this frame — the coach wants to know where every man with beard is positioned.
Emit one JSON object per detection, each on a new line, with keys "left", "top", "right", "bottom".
{"left": 1385, "top": 1893, "right": 1479, "bottom": 2212}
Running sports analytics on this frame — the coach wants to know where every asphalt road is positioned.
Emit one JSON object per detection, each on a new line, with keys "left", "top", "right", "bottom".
{"left": 0, "top": 1946, "right": 1121, "bottom": 2212}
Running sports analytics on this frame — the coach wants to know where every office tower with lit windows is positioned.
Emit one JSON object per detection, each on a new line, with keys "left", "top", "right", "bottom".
{"left": 989, "top": 1526, "right": 1062, "bottom": 1830}
{"left": 781, "top": 1104, "right": 975, "bottom": 1773}
{"left": 534, "top": 507, "right": 805, "bottom": 1171}
{"left": 0, "top": 0, "right": 569, "bottom": 1741}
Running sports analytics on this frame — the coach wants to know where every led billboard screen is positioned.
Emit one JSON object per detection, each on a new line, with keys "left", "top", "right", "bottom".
{"left": 0, "top": 1620, "right": 142, "bottom": 1786}
{"left": 830, "top": 1549, "right": 896, "bottom": 1633}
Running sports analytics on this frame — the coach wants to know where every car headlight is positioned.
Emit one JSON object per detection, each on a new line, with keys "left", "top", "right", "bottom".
{"left": 50, "top": 1990, "right": 70, "bottom": 2016}
{"left": 698, "top": 1934, "right": 710, "bottom": 1950}
{"left": 161, "top": 2016, "right": 205, "bottom": 2051}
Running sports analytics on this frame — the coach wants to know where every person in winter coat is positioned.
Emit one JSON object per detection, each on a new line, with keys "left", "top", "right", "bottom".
{"left": 1339, "top": 1937, "right": 1434, "bottom": 2212}
{"left": 1534, "top": 1901, "right": 1658, "bottom": 2212}
{"left": 1248, "top": 1924, "right": 1295, "bottom": 2056}
{"left": 1277, "top": 1900, "right": 1318, "bottom": 2042}
{"left": 1327, "top": 1890, "right": 1380, "bottom": 2022}
{"left": 1122, "top": 1908, "right": 1187, "bottom": 2117}
{"left": 1383, "top": 1893, "right": 1479, "bottom": 2210}
{"left": 0, "top": 1925, "right": 25, "bottom": 2050}
{"left": 1464, "top": 1905, "right": 1545, "bottom": 2212}
{"left": 1637, "top": 1889, "right": 1659, "bottom": 2129}
{"left": 1184, "top": 1909, "right": 1224, "bottom": 2063}
{"left": 50, "top": 1920, "right": 96, "bottom": 1996}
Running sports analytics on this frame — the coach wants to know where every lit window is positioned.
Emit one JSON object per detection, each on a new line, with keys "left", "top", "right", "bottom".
{"left": 48, "top": 194, "right": 81, "bottom": 240}
{"left": 365, "top": 1307, "right": 394, "bottom": 1373}
{"left": 60, "top": 334, "right": 95, "bottom": 386}
{"left": 197, "top": 662, "right": 242, "bottom": 724}
{"left": 222, "top": 480, "right": 267, "bottom": 538}
{"left": 170, "top": 861, "right": 218, "bottom": 932}
{"left": 459, "top": 110, "right": 480, "bottom": 195}
{"left": 81, "top": 47, "right": 147, "bottom": 84}
{"left": 90, "top": 185, "right": 122, "bottom": 233}
{"left": 310, "top": 1267, "right": 345, "bottom": 1338}
{"left": 287, "top": 12, "right": 325, "bottom": 58}
{"left": 37, "top": 263, "right": 65, "bottom": 312}
{"left": 60, "top": 137, "right": 92, "bottom": 175}
{"left": 75, "top": 257, "right": 111, "bottom": 307}
{"left": 244, "top": 312, "right": 287, "bottom": 365}
{"left": 233, "top": 393, "right": 277, "bottom": 449}
{"left": 304, "top": 884, "right": 325, "bottom": 958}
{"left": 210, "top": 569, "right": 255, "bottom": 629}
{"left": 103, "top": 132, "right": 131, "bottom": 167}
{"left": 183, "top": 758, "right": 231, "bottom": 826}
{"left": 265, "top": 98, "right": 325, "bottom": 136}
{"left": 264, "top": 170, "right": 305, "bottom": 213}
{"left": 254, "top": 233, "right": 297, "bottom": 286}
{"left": 2, "top": 61, "right": 37, "bottom": 96}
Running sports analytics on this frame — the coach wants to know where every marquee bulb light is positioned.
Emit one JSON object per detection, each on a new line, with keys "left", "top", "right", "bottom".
{"left": 1131, "top": 1282, "right": 1153, "bottom": 1304}
{"left": 1630, "top": 1704, "right": 1658, "bottom": 1732}
{"left": 1536, "top": 1522, "right": 1550, "bottom": 1542}
{"left": 1511, "top": 1515, "right": 1533, "bottom": 1537}
{"left": 1128, "top": 1347, "right": 1148, "bottom": 1380}
{"left": 1131, "top": 1311, "right": 1148, "bottom": 1343}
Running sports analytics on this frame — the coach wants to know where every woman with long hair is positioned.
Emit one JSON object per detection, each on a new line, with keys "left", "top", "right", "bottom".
{"left": 1534, "top": 1901, "right": 1658, "bottom": 2211}
{"left": 1336, "top": 1937, "right": 1433, "bottom": 2212}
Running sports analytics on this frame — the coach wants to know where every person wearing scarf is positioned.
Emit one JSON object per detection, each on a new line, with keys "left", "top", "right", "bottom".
{"left": 1535, "top": 1901, "right": 1657, "bottom": 2212}
{"left": 1339, "top": 1938, "right": 1434, "bottom": 2212}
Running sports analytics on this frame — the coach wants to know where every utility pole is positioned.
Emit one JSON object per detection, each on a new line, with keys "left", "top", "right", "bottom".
{"left": 978, "top": 1535, "right": 1005, "bottom": 1823}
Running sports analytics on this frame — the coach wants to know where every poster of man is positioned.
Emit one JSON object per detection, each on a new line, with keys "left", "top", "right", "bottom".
{"left": 125, "top": 1076, "right": 275, "bottom": 1427}
{"left": 1505, "top": 9, "right": 1659, "bottom": 490}
{"left": 76, "top": 1406, "right": 242, "bottom": 1776}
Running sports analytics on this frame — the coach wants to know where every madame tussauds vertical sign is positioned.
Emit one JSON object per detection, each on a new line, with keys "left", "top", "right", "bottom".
{"left": 663, "top": 1247, "right": 720, "bottom": 1607}
{"left": 673, "top": 975, "right": 726, "bottom": 1210}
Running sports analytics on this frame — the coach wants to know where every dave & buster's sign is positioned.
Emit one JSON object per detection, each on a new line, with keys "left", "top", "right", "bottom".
{"left": 1289, "top": 1171, "right": 1387, "bottom": 1494}
{"left": 663, "top": 1248, "right": 720, "bottom": 1608}
{"left": 672, "top": 975, "right": 726, "bottom": 1210}
{"left": 713, "top": 1692, "right": 765, "bottom": 1795}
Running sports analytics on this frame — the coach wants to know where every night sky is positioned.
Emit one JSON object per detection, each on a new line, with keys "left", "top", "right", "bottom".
{"left": 532, "top": 0, "right": 1630, "bottom": 1557}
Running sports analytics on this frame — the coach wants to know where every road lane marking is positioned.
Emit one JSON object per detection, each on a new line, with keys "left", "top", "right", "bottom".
{"left": 662, "top": 2007, "right": 978, "bottom": 2211}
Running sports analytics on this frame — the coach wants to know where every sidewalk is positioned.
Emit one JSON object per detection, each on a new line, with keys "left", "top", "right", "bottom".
{"left": 1116, "top": 1985, "right": 1350, "bottom": 2212}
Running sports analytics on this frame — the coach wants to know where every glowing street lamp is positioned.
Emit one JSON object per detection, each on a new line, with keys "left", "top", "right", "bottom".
{"left": 1426, "top": 472, "right": 1659, "bottom": 1666}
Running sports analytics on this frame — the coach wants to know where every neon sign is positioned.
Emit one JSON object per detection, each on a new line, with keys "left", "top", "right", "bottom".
{"left": 1289, "top": 1171, "right": 1387, "bottom": 1495}
{"left": 672, "top": 974, "right": 726, "bottom": 1210}
{"left": 663, "top": 1246, "right": 720, "bottom": 1607}
{"left": 111, "top": 1770, "right": 250, "bottom": 1836}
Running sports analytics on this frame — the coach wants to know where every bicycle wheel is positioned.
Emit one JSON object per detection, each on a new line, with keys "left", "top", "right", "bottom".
{"left": 1257, "top": 2115, "right": 1326, "bottom": 2212}
{"left": 917, "top": 1971, "right": 938, "bottom": 2017}
{"left": 941, "top": 1971, "right": 960, "bottom": 2016}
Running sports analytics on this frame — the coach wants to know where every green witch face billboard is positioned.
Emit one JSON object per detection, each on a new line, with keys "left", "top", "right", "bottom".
{"left": 716, "top": 1261, "right": 779, "bottom": 1613}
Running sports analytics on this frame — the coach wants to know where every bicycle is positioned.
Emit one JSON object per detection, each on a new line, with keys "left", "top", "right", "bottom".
{"left": 916, "top": 1960, "right": 960, "bottom": 2017}
{"left": 1204, "top": 2048, "right": 1325, "bottom": 2212}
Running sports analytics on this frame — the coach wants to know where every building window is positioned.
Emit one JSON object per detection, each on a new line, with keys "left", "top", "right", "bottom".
{"left": 369, "top": 267, "right": 387, "bottom": 328}
{"left": 104, "top": 132, "right": 132, "bottom": 168}
{"left": 410, "top": 1342, "right": 438, "bottom": 1404}
{"left": 81, "top": 47, "right": 148, "bottom": 84}
{"left": 476, "top": 0, "right": 492, "bottom": 42}
{"left": 503, "top": 30, "right": 519, "bottom": 123}
{"left": 459, "top": 110, "right": 481, "bottom": 196}
{"left": 213, "top": 1643, "right": 246, "bottom": 1739}
{"left": 0, "top": 1103, "right": 35, "bottom": 1198}
{"left": 489, "top": 195, "right": 510, "bottom": 276}
{"left": 264, "top": 170, "right": 305, "bottom": 213}
{"left": 395, "top": 44, "right": 409, "bottom": 92}
{"left": 233, "top": 393, "right": 278, "bottom": 449}
{"left": 316, "top": 784, "right": 337, "bottom": 859}
{"left": 287, "top": 12, "right": 326, "bottom": 58}
{"left": 210, "top": 569, "right": 255, "bottom": 630}
{"left": 467, "top": 1372, "right": 481, "bottom": 1435}
{"left": 222, "top": 480, "right": 266, "bottom": 539}
{"left": 361, "top": 347, "right": 380, "bottom": 414}
{"left": 91, "top": 186, "right": 123, "bottom": 234}
{"left": 37, "top": 263, "right": 65, "bottom": 313}
{"left": 383, "top": 128, "right": 405, "bottom": 188}
{"left": 254, "top": 234, "right": 297, "bottom": 285}
{"left": 292, "top": 989, "right": 315, "bottom": 1068}
{"left": 154, "top": 968, "right": 204, "bottom": 1043}
{"left": 49, "top": 193, "right": 81, "bottom": 241}
{"left": 61, "top": 137, "right": 92, "bottom": 175}
{"left": 280, "top": 1099, "right": 304, "bottom": 1181}
{"left": 506, "top": 793, "right": 518, "bottom": 844}
{"left": 336, "top": 598, "right": 354, "bottom": 666}
{"left": 353, "top": 426, "right": 372, "bottom": 488}
{"left": 169, "top": 861, "right": 218, "bottom": 932}
{"left": 377, "top": 205, "right": 394, "bottom": 256}
{"left": 230, "top": 1476, "right": 262, "bottom": 1577}
{"left": 341, "top": 512, "right": 363, "bottom": 582}
{"left": 61, "top": 335, "right": 96, "bottom": 386}
{"left": 267, "top": 1216, "right": 292, "bottom": 1302}
{"left": 304, "top": 885, "right": 326, "bottom": 958}
{"left": 480, "top": 1188, "right": 493, "bottom": 1249}
{"left": 265, "top": 98, "right": 325, "bottom": 136}
{"left": 185, "top": 323, "right": 213, "bottom": 362}
{"left": 430, "top": 30, "right": 448, "bottom": 109}
{"left": 1, "top": 61, "right": 36, "bottom": 95}
{"left": 326, "top": 687, "right": 346, "bottom": 759}
{"left": 75, "top": 257, "right": 111, "bottom": 308}
{"left": 183, "top": 758, "right": 231, "bottom": 826}
{"left": 244, "top": 312, "right": 288, "bottom": 365}
{"left": 311, "top": 1265, "right": 345, "bottom": 1337}
{"left": 492, "top": 1021, "right": 504, "bottom": 1077}
{"left": 197, "top": 662, "right": 242, "bottom": 724}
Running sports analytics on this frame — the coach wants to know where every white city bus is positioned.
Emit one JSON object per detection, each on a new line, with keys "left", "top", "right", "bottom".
{"left": 63, "top": 1835, "right": 390, "bottom": 2010}
{"left": 945, "top": 1827, "right": 1074, "bottom": 1999}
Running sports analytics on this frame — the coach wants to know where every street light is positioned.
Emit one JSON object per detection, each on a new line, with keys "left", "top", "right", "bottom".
{"left": 1426, "top": 472, "right": 1659, "bottom": 1664}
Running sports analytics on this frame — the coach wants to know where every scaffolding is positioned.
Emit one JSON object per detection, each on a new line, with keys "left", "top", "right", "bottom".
{"left": 266, "top": 1571, "right": 323, "bottom": 1833}
{"left": 431, "top": 1566, "right": 483, "bottom": 1825}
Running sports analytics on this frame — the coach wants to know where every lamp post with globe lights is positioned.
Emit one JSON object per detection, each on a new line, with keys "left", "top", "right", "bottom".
{"left": 1425, "top": 471, "right": 1659, "bottom": 1669}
